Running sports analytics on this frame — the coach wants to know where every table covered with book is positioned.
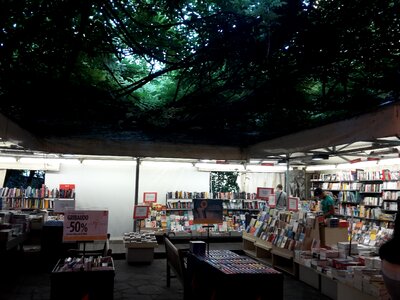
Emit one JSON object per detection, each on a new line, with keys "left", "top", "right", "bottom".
{"left": 186, "top": 249, "right": 283, "bottom": 300}
{"left": 50, "top": 256, "right": 115, "bottom": 300}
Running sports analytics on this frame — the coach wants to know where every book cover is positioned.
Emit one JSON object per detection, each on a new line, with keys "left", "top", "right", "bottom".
{"left": 280, "top": 236, "right": 288, "bottom": 248}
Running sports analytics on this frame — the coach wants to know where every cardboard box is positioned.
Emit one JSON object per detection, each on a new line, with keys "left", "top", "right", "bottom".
{"left": 320, "top": 227, "right": 348, "bottom": 247}
{"left": 190, "top": 240, "right": 206, "bottom": 255}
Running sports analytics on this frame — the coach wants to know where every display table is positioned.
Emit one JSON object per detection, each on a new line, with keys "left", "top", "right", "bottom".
{"left": 337, "top": 280, "right": 377, "bottom": 300}
{"left": 295, "top": 260, "right": 387, "bottom": 300}
{"left": 125, "top": 241, "right": 158, "bottom": 263}
{"left": 50, "top": 256, "right": 115, "bottom": 300}
{"left": 186, "top": 250, "right": 283, "bottom": 300}
{"left": 123, "top": 231, "right": 158, "bottom": 263}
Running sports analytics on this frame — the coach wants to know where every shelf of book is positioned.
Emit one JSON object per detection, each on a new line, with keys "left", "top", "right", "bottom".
{"left": 164, "top": 195, "right": 265, "bottom": 233}
{"left": 1, "top": 197, "right": 55, "bottom": 210}
{"left": 0, "top": 185, "right": 76, "bottom": 212}
{"left": 50, "top": 256, "right": 115, "bottom": 300}
{"left": 335, "top": 214, "right": 395, "bottom": 222}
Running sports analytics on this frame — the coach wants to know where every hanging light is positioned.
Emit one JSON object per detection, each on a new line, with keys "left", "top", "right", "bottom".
{"left": 277, "top": 159, "right": 288, "bottom": 165}
{"left": 311, "top": 153, "right": 330, "bottom": 161}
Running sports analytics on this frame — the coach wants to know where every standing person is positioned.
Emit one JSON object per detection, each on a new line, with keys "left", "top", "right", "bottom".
{"left": 275, "top": 184, "right": 287, "bottom": 209}
{"left": 379, "top": 211, "right": 400, "bottom": 300}
{"left": 314, "top": 187, "right": 335, "bottom": 218}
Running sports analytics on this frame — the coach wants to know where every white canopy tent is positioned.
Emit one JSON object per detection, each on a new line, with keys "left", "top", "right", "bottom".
{"left": 1, "top": 102, "right": 400, "bottom": 167}
{"left": 247, "top": 103, "right": 400, "bottom": 167}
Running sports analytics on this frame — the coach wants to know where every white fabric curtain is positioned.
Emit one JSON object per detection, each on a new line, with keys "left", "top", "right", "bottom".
{"left": 239, "top": 172, "right": 285, "bottom": 194}
{"left": 0, "top": 169, "right": 7, "bottom": 187}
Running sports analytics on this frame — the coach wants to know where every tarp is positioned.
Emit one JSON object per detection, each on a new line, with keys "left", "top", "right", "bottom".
{"left": 1, "top": 103, "right": 400, "bottom": 161}
{"left": 247, "top": 103, "right": 400, "bottom": 158}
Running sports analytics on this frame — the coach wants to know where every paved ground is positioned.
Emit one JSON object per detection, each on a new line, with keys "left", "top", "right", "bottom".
{"left": 0, "top": 241, "right": 331, "bottom": 300}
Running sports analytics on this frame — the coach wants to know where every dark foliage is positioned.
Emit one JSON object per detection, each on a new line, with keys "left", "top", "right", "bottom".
{"left": 0, "top": 0, "right": 399, "bottom": 146}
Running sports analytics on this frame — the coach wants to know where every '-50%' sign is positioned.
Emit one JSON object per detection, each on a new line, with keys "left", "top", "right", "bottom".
{"left": 63, "top": 210, "right": 109, "bottom": 242}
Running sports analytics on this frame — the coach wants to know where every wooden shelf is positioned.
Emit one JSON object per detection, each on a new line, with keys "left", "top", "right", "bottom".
{"left": 243, "top": 232, "right": 297, "bottom": 276}
{"left": 255, "top": 239, "right": 272, "bottom": 251}
{"left": 243, "top": 249, "right": 257, "bottom": 259}
{"left": 242, "top": 231, "right": 257, "bottom": 243}
{"left": 272, "top": 250, "right": 298, "bottom": 276}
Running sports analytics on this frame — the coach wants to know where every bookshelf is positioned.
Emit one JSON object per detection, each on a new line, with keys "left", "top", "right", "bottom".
{"left": 164, "top": 192, "right": 266, "bottom": 233}
{"left": 242, "top": 209, "right": 317, "bottom": 276}
{"left": 0, "top": 185, "right": 76, "bottom": 214}
{"left": 0, "top": 185, "right": 58, "bottom": 210}
{"left": 311, "top": 170, "right": 399, "bottom": 224}
{"left": 381, "top": 180, "right": 400, "bottom": 213}
{"left": 310, "top": 172, "right": 360, "bottom": 217}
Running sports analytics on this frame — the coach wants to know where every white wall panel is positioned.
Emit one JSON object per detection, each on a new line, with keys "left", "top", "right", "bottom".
{"left": 139, "top": 161, "right": 210, "bottom": 203}
{"left": 45, "top": 162, "right": 136, "bottom": 238}
{"left": 45, "top": 161, "right": 209, "bottom": 238}
{"left": 241, "top": 172, "right": 285, "bottom": 194}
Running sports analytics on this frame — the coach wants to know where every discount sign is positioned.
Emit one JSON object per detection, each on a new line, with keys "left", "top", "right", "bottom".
{"left": 63, "top": 210, "right": 109, "bottom": 242}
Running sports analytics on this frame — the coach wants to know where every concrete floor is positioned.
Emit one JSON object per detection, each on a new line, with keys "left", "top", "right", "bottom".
{"left": 0, "top": 240, "right": 331, "bottom": 300}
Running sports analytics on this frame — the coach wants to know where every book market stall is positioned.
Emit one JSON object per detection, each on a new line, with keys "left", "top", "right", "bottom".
{"left": 243, "top": 191, "right": 395, "bottom": 300}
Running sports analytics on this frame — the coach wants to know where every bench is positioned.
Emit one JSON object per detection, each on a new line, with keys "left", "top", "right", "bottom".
{"left": 164, "top": 235, "right": 188, "bottom": 289}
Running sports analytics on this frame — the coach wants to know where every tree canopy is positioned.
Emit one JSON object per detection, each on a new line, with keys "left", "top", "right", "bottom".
{"left": 0, "top": 0, "right": 399, "bottom": 146}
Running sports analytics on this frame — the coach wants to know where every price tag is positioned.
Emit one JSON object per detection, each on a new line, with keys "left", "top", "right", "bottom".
{"left": 268, "top": 194, "right": 276, "bottom": 208}
{"left": 288, "top": 197, "right": 299, "bottom": 211}
{"left": 63, "top": 210, "right": 108, "bottom": 242}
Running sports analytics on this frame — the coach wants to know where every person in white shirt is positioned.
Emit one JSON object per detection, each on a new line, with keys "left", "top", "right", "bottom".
{"left": 275, "top": 184, "right": 287, "bottom": 210}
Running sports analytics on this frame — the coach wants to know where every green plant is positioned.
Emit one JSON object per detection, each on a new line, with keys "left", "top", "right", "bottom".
{"left": 210, "top": 171, "right": 240, "bottom": 194}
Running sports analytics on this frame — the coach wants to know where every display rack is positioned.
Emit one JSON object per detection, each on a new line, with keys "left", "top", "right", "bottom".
{"left": 123, "top": 231, "right": 158, "bottom": 263}
{"left": 50, "top": 256, "right": 115, "bottom": 300}
{"left": 242, "top": 209, "right": 319, "bottom": 277}
{"left": 242, "top": 231, "right": 298, "bottom": 276}
{"left": 164, "top": 192, "right": 266, "bottom": 233}
{"left": 0, "top": 185, "right": 58, "bottom": 210}
{"left": 311, "top": 170, "right": 398, "bottom": 224}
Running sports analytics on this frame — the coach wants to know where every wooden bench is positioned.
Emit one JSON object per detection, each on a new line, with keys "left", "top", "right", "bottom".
{"left": 164, "top": 235, "right": 188, "bottom": 289}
